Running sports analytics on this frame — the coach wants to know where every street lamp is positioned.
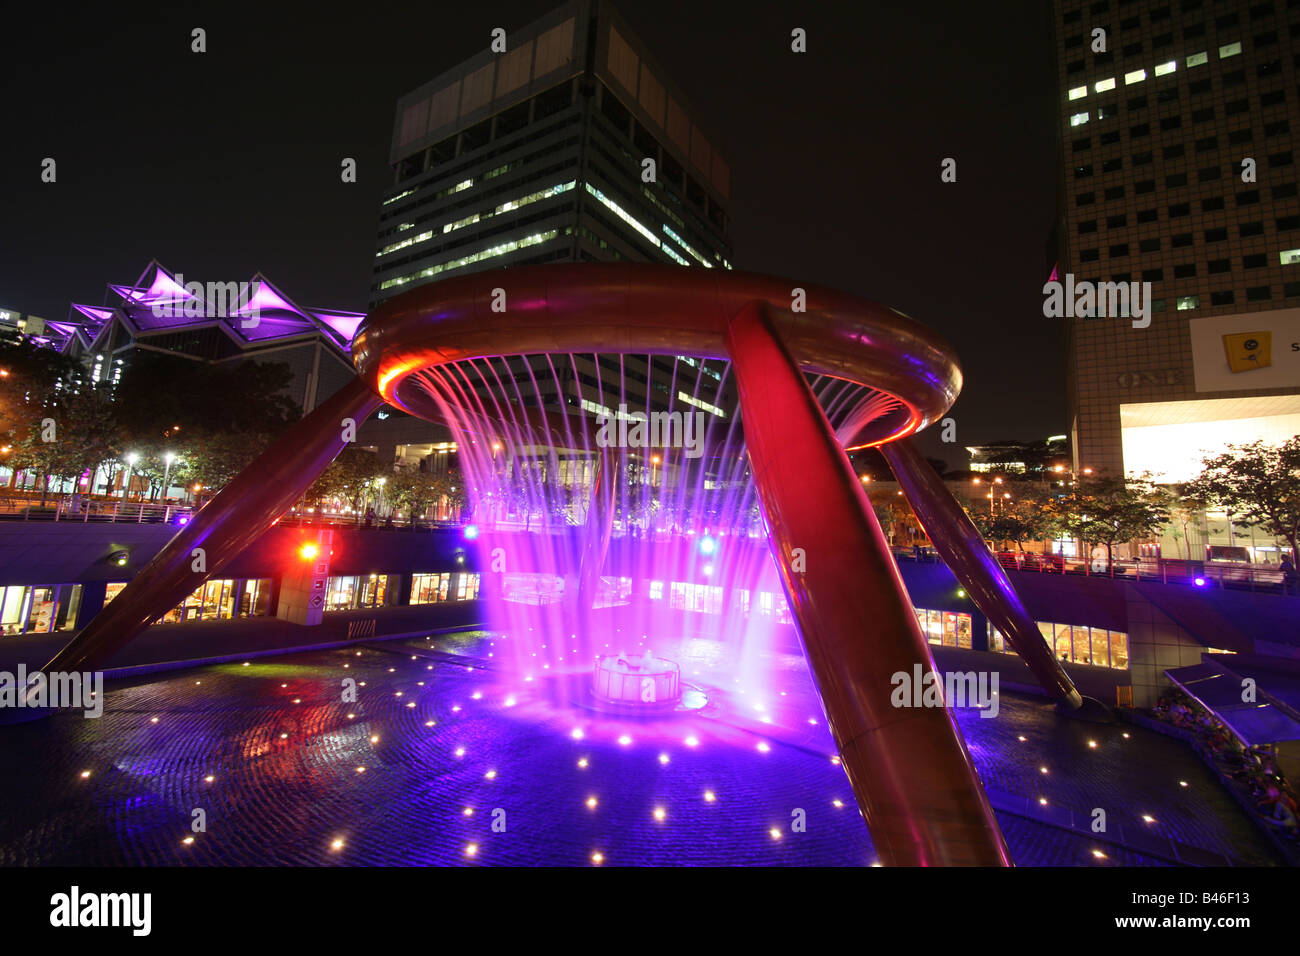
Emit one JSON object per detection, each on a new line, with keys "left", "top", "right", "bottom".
{"left": 162, "top": 452, "right": 177, "bottom": 502}
{"left": 123, "top": 452, "right": 139, "bottom": 501}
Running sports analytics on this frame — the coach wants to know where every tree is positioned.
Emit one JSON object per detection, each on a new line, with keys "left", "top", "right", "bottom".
{"left": 387, "top": 464, "right": 449, "bottom": 527}
{"left": 0, "top": 334, "right": 82, "bottom": 441}
{"left": 112, "top": 352, "right": 297, "bottom": 438}
{"left": 1162, "top": 485, "right": 1206, "bottom": 561}
{"left": 965, "top": 490, "right": 1054, "bottom": 552}
{"left": 1186, "top": 438, "right": 1300, "bottom": 561}
{"left": 8, "top": 388, "right": 121, "bottom": 506}
{"left": 1045, "top": 473, "right": 1170, "bottom": 567}
{"left": 305, "top": 448, "right": 386, "bottom": 521}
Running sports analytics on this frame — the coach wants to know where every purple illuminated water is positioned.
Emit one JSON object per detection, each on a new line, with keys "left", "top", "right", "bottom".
{"left": 405, "top": 354, "right": 890, "bottom": 729}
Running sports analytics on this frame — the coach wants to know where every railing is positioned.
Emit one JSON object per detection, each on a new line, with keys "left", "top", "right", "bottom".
{"left": 891, "top": 545, "right": 1297, "bottom": 596}
{"left": 0, "top": 495, "right": 192, "bottom": 524}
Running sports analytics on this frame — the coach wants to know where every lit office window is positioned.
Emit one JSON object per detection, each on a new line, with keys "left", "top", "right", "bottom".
{"left": 1154, "top": 61, "right": 1177, "bottom": 76}
{"left": 1186, "top": 51, "right": 1208, "bottom": 67}
{"left": 1280, "top": 248, "right": 1300, "bottom": 265}
{"left": 584, "top": 184, "right": 661, "bottom": 249}
{"left": 1124, "top": 69, "right": 1147, "bottom": 84}
{"left": 662, "top": 225, "right": 712, "bottom": 267}
{"left": 1068, "top": 85, "right": 1088, "bottom": 100}
{"left": 677, "top": 391, "right": 727, "bottom": 418}
{"left": 1176, "top": 295, "right": 1200, "bottom": 310}
{"left": 1218, "top": 42, "right": 1242, "bottom": 58}
{"left": 661, "top": 244, "right": 690, "bottom": 266}
{"left": 1070, "top": 112, "right": 1090, "bottom": 127}
{"left": 1094, "top": 77, "right": 1116, "bottom": 92}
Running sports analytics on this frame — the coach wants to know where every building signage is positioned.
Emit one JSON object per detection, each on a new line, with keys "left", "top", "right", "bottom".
{"left": 1189, "top": 308, "right": 1300, "bottom": 392}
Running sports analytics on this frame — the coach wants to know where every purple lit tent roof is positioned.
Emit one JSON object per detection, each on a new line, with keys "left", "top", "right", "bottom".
{"left": 59, "top": 261, "right": 364, "bottom": 356}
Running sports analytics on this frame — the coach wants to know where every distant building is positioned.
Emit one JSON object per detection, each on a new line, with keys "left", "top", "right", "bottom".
{"left": 53, "top": 261, "right": 363, "bottom": 416}
{"left": 964, "top": 435, "right": 1071, "bottom": 477}
{"left": 363, "top": 0, "right": 737, "bottom": 478}
{"left": 1050, "top": 0, "right": 1300, "bottom": 481}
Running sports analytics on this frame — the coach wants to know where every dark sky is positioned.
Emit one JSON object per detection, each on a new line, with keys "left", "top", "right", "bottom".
{"left": 3, "top": 1, "right": 1062, "bottom": 463}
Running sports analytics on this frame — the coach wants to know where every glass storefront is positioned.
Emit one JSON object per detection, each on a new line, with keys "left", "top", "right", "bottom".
{"left": 0, "top": 584, "right": 82, "bottom": 636}
{"left": 409, "top": 572, "right": 480, "bottom": 604}
{"left": 915, "top": 608, "right": 973, "bottom": 649}
{"left": 989, "top": 620, "right": 1129, "bottom": 669}
{"left": 325, "top": 574, "right": 391, "bottom": 612}
{"left": 411, "top": 572, "right": 453, "bottom": 605}
{"left": 104, "top": 578, "right": 271, "bottom": 624}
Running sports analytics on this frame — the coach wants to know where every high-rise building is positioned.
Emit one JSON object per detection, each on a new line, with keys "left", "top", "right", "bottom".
{"left": 1051, "top": 0, "right": 1300, "bottom": 482}
{"left": 364, "top": 0, "right": 736, "bottom": 471}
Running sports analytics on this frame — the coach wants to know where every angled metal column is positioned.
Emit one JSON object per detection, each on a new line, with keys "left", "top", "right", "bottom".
{"left": 880, "top": 439, "right": 1083, "bottom": 709}
{"left": 34, "top": 376, "right": 384, "bottom": 679}
{"left": 726, "top": 302, "right": 1010, "bottom": 867}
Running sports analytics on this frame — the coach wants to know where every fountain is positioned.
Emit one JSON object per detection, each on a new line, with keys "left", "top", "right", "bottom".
{"left": 591, "top": 650, "right": 681, "bottom": 710}
{"left": 48, "top": 262, "right": 1088, "bottom": 866}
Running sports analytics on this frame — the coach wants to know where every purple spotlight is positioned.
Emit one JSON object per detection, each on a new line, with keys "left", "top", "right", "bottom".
{"left": 177, "top": 515, "right": 190, "bottom": 526}
{"left": 1193, "top": 576, "right": 1206, "bottom": 587}
{"left": 463, "top": 524, "right": 479, "bottom": 541}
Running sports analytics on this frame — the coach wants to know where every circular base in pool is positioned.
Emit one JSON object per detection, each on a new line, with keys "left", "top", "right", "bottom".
{"left": 575, "top": 683, "right": 709, "bottom": 717}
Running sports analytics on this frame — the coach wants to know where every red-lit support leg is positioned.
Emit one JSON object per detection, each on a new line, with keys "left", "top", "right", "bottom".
{"left": 880, "top": 439, "right": 1083, "bottom": 709}
{"left": 726, "top": 302, "right": 1010, "bottom": 867}
{"left": 34, "top": 377, "right": 384, "bottom": 679}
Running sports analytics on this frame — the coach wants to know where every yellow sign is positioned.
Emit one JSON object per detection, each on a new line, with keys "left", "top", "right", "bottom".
{"left": 1221, "top": 331, "right": 1271, "bottom": 373}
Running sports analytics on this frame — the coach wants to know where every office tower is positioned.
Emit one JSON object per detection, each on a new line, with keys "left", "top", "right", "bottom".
{"left": 1052, "top": 0, "right": 1300, "bottom": 481}
{"left": 370, "top": 0, "right": 734, "bottom": 439}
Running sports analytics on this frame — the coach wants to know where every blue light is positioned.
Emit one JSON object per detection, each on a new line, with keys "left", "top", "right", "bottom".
{"left": 1193, "top": 576, "right": 1206, "bottom": 587}
{"left": 698, "top": 535, "right": 717, "bottom": 556}
{"left": 464, "top": 525, "right": 479, "bottom": 541}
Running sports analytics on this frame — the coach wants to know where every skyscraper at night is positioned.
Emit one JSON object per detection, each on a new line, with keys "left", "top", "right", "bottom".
{"left": 1051, "top": 0, "right": 1300, "bottom": 481}
{"left": 368, "top": 0, "right": 734, "bottom": 446}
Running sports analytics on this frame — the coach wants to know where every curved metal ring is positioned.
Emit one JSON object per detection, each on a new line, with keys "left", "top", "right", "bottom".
{"left": 353, "top": 263, "right": 961, "bottom": 448}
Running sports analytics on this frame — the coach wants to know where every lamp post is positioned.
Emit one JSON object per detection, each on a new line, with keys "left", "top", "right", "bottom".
{"left": 123, "top": 453, "right": 139, "bottom": 501}
{"left": 161, "top": 452, "right": 177, "bottom": 503}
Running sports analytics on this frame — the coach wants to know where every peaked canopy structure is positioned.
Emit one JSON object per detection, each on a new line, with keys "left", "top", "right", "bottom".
{"left": 53, "top": 261, "right": 365, "bottom": 359}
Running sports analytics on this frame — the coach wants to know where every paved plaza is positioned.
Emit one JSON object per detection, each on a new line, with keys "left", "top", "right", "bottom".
{"left": 0, "top": 628, "right": 1280, "bottom": 866}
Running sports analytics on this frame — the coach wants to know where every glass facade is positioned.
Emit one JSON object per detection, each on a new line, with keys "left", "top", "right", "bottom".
{"left": 410, "top": 571, "right": 482, "bottom": 604}
{"left": 0, "top": 584, "right": 82, "bottom": 636}
{"left": 915, "top": 608, "right": 973, "bottom": 649}
{"left": 105, "top": 578, "right": 271, "bottom": 624}
{"left": 325, "top": 574, "right": 392, "bottom": 612}
{"left": 988, "top": 620, "right": 1129, "bottom": 670}
{"left": 411, "top": 572, "right": 453, "bottom": 605}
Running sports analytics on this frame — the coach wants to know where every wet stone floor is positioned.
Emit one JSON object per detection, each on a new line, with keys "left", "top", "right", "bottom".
{"left": 0, "top": 629, "right": 1280, "bottom": 867}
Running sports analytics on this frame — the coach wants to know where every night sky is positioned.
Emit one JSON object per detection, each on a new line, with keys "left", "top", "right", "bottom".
{"left": 4, "top": 1, "right": 1061, "bottom": 463}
